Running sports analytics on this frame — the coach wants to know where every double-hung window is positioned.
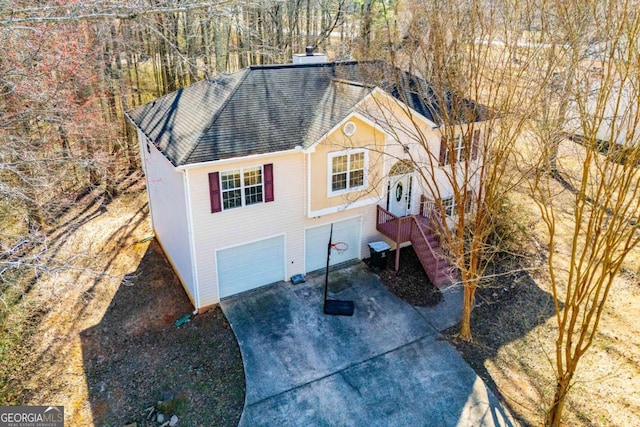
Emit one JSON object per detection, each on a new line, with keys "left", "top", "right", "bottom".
{"left": 440, "top": 190, "right": 474, "bottom": 217}
{"left": 328, "top": 149, "right": 367, "bottom": 195}
{"left": 220, "top": 166, "right": 263, "bottom": 209}
{"left": 209, "top": 164, "right": 274, "bottom": 213}
{"left": 442, "top": 196, "right": 457, "bottom": 217}
{"left": 447, "top": 135, "right": 468, "bottom": 164}
{"left": 439, "top": 130, "right": 481, "bottom": 166}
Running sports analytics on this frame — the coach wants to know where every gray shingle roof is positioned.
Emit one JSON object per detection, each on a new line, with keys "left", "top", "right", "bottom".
{"left": 127, "top": 61, "right": 485, "bottom": 167}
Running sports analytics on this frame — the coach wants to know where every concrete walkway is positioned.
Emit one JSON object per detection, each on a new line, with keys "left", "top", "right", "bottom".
{"left": 221, "top": 263, "right": 514, "bottom": 426}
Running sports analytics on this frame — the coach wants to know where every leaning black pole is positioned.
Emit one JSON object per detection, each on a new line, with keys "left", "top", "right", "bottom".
{"left": 323, "top": 224, "right": 333, "bottom": 304}
{"left": 323, "top": 224, "right": 354, "bottom": 316}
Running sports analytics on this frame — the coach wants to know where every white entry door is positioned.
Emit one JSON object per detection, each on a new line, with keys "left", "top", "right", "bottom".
{"left": 388, "top": 174, "right": 412, "bottom": 217}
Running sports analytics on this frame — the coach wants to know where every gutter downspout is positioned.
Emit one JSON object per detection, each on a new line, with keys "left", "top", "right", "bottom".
{"left": 183, "top": 169, "right": 201, "bottom": 313}
{"left": 306, "top": 151, "right": 312, "bottom": 218}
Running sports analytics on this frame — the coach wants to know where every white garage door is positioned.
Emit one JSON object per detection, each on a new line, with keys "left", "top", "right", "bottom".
{"left": 305, "top": 218, "right": 361, "bottom": 273}
{"left": 217, "top": 235, "right": 285, "bottom": 298}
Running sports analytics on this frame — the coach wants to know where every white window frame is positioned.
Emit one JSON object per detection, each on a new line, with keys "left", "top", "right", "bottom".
{"left": 441, "top": 196, "right": 455, "bottom": 217}
{"left": 220, "top": 165, "right": 264, "bottom": 210}
{"left": 327, "top": 149, "right": 368, "bottom": 197}
{"left": 441, "top": 191, "right": 473, "bottom": 217}
{"left": 444, "top": 134, "right": 467, "bottom": 165}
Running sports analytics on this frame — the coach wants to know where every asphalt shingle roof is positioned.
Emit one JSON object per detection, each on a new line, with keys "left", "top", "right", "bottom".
{"left": 127, "top": 61, "right": 485, "bottom": 167}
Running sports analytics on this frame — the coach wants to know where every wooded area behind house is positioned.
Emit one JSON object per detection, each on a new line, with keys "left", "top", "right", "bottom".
{"left": 0, "top": 0, "right": 383, "bottom": 286}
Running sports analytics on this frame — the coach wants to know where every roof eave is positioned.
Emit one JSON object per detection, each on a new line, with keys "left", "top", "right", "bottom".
{"left": 175, "top": 146, "right": 303, "bottom": 171}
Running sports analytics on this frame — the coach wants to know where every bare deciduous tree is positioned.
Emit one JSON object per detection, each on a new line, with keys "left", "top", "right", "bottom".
{"left": 364, "top": 0, "right": 549, "bottom": 341}
{"left": 527, "top": 2, "right": 640, "bottom": 425}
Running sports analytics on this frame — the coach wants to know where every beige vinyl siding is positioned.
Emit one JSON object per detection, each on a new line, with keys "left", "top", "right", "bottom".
{"left": 357, "top": 93, "right": 487, "bottom": 213}
{"left": 139, "top": 131, "right": 196, "bottom": 303}
{"left": 185, "top": 151, "right": 384, "bottom": 307}
{"left": 187, "top": 153, "right": 306, "bottom": 305}
{"left": 309, "top": 115, "right": 385, "bottom": 213}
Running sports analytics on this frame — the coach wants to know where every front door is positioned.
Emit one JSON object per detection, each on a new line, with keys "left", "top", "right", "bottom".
{"left": 387, "top": 174, "right": 412, "bottom": 217}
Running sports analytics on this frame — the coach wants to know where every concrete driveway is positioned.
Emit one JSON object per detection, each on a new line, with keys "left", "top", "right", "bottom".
{"left": 220, "top": 263, "right": 514, "bottom": 426}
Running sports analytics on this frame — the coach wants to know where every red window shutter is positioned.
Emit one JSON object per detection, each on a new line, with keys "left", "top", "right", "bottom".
{"left": 471, "top": 130, "right": 480, "bottom": 161}
{"left": 264, "top": 163, "right": 274, "bottom": 203}
{"left": 208, "top": 172, "right": 222, "bottom": 213}
{"left": 438, "top": 136, "right": 448, "bottom": 166}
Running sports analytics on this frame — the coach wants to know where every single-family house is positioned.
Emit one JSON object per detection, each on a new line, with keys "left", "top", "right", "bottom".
{"left": 126, "top": 55, "right": 489, "bottom": 311}
{"left": 565, "top": 69, "right": 639, "bottom": 157}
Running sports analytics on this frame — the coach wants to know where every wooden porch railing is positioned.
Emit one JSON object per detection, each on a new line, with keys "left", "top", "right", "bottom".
{"left": 376, "top": 204, "right": 443, "bottom": 274}
{"left": 420, "top": 194, "right": 447, "bottom": 236}
{"left": 376, "top": 205, "right": 413, "bottom": 244}
{"left": 419, "top": 195, "right": 436, "bottom": 219}
{"left": 410, "top": 217, "right": 441, "bottom": 274}
{"left": 376, "top": 198, "right": 454, "bottom": 286}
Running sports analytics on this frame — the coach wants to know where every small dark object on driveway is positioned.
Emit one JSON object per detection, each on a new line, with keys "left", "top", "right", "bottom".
{"left": 324, "top": 299, "right": 355, "bottom": 316}
{"left": 323, "top": 224, "right": 354, "bottom": 316}
{"left": 290, "top": 274, "right": 306, "bottom": 285}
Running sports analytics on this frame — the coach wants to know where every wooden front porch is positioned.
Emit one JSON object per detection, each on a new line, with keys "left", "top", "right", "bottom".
{"left": 375, "top": 201, "right": 455, "bottom": 288}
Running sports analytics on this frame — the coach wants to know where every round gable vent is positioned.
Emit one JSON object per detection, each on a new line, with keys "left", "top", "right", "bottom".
{"left": 343, "top": 121, "right": 356, "bottom": 136}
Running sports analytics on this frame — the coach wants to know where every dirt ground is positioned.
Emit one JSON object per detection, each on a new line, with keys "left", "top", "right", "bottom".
{"left": 382, "top": 238, "right": 639, "bottom": 426}
{"left": 3, "top": 160, "right": 639, "bottom": 426}
{"left": 377, "top": 247, "right": 443, "bottom": 307}
{"left": 451, "top": 180, "right": 640, "bottom": 427}
{"left": 446, "top": 250, "right": 640, "bottom": 427}
{"left": 81, "top": 239, "right": 245, "bottom": 426}
{"left": 0, "top": 173, "right": 244, "bottom": 426}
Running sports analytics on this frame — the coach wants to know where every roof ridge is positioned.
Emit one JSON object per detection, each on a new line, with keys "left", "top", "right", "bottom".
{"left": 247, "top": 60, "right": 360, "bottom": 71}
{"left": 126, "top": 78, "right": 209, "bottom": 116}
{"left": 181, "top": 68, "right": 251, "bottom": 164}
{"left": 332, "top": 78, "right": 377, "bottom": 89}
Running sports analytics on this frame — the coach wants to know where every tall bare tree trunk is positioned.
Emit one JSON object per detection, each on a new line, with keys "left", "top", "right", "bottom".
{"left": 546, "top": 372, "right": 574, "bottom": 427}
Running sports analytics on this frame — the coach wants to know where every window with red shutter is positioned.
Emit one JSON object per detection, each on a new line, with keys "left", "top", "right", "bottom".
{"left": 440, "top": 131, "right": 481, "bottom": 166}
{"left": 264, "top": 163, "right": 274, "bottom": 202}
{"left": 464, "top": 190, "right": 474, "bottom": 213}
{"left": 438, "top": 136, "right": 448, "bottom": 166}
{"left": 208, "top": 172, "right": 222, "bottom": 213}
{"left": 209, "top": 164, "right": 274, "bottom": 213}
{"left": 471, "top": 130, "right": 480, "bottom": 161}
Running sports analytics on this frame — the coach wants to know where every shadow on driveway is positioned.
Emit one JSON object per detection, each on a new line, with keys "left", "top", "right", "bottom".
{"left": 221, "top": 262, "right": 515, "bottom": 426}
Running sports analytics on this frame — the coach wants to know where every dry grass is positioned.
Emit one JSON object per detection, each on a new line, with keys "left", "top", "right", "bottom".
{"left": 447, "top": 138, "right": 640, "bottom": 426}
{"left": 3, "top": 140, "right": 639, "bottom": 426}
{"left": 0, "top": 175, "right": 153, "bottom": 422}
{"left": 0, "top": 173, "right": 244, "bottom": 426}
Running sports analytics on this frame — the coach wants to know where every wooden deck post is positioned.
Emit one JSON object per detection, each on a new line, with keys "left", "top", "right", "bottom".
{"left": 395, "top": 218, "right": 401, "bottom": 271}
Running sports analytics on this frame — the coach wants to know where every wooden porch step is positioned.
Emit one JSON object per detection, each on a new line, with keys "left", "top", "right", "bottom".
{"left": 409, "top": 214, "right": 455, "bottom": 288}
{"left": 379, "top": 208, "right": 455, "bottom": 287}
{"left": 433, "top": 264, "right": 455, "bottom": 281}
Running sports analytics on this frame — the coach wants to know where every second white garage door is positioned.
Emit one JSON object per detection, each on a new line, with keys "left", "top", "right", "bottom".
{"left": 305, "top": 218, "right": 361, "bottom": 273}
{"left": 217, "top": 235, "right": 285, "bottom": 298}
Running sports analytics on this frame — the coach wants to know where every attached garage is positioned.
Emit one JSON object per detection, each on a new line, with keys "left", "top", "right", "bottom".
{"left": 305, "top": 217, "right": 361, "bottom": 273}
{"left": 217, "top": 235, "right": 286, "bottom": 298}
